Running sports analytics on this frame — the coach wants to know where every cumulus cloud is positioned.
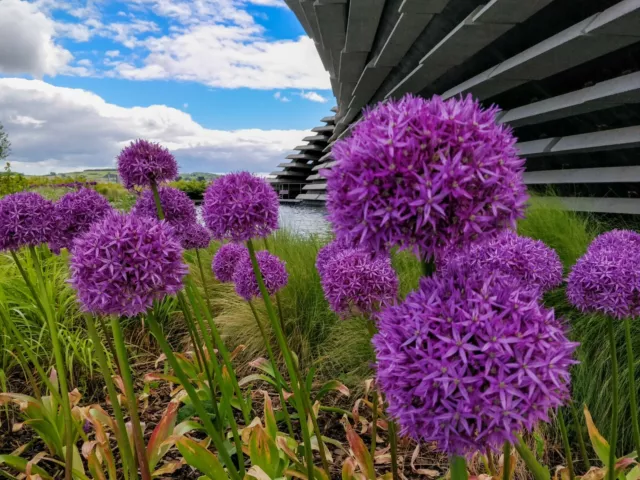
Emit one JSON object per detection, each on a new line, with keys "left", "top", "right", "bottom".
{"left": 299, "top": 91, "right": 328, "bottom": 103}
{"left": 274, "top": 92, "right": 291, "bottom": 102}
{"left": 0, "top": 78, "right": 309, "bottom": 175}
{"left": 0, "top": 0, "right": 73, "bottom": 77}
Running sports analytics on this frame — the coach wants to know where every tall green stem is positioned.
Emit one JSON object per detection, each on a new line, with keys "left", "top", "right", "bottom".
{"left": 195, "top": 249, "right": 213, "bottom": 313}
{"left": 28, "top": 246, "right": 74, "bottom": 480}
{"left": 624, "top": 318, "right": 640, "bottom": 457}
{"left": 85, "top": 315, "right": 135, "bottom": 480}
{"left": 571, "top": 403, "right": 591, "bottom": 471}
{"left": 110, "top": 317, "right": 152, "bottom": 480}
{"left": 246, "top": 239, "right": 317, "bottom": 479}
{"left": 248, "top": 301, "right": 294, "bottom": 436}
{"left": 10, "top": 251, "right": 46, "bottom": 317}
{"left": 388, "top": 420, "right": 400, "bottom": 480}
{"left": 146, "top": 311, "right": 241, "bottom": 480}
{"left": 370, "top": 387, "right": 379, "bottom": 459}
{"left": 150, "top": 182, "right": 165, "bottom": 220}
{"left": 503, "top": 442, "right": 512, "bottom": 480}
{"left": 607, "top": 317, "right": 619, "bottom": 480}
{"left": 557, "top": 410, "right": 575, "bottom": 480}
{"left": 450, "top": 455, "right": 468, "bottom": 480}
{"left": 0, "top": 310, "right": 40, "bottom": 399}
{"left": 514, "top": 435, "right": 550, "bottom": 480}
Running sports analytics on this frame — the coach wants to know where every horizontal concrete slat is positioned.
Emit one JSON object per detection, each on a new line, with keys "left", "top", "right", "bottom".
{"left": 344, "top": 0, "right": 385, "bottom": 53}
{"left": 303, "top": 183, "right": 328, "bottom": 190}
{"left": 548, "top": 197, "right": 640, "bottom": 215}
{"left": 374, "top": 13, "right": 434, "bottom": 68}
{"left": 524, "top": 166, "right": 640, "bottom": 185}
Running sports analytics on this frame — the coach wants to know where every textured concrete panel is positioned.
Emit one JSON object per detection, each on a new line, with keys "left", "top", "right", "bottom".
{"left": 286, "top": 153, "right": 317, "bottom": 160}
{"left": 297, "top": 194, "right": 321, "bottom": 200}
{"left": 443, "top": 74, "right": 524, "bottom": 100}
{"left": 585, "top": 0, "right": 640, "bottom": 37}
{"left": 303, "top": 134, "right": 330, "bottom": 142}
{"left": 270, "top": 170, "right": 309, "bottom": 177}
{"left": 374, "top": 13, "right": 434, "bottom": 67}
{"left": 303, "top": 183, "right": 328, "bottom": 190}
{"left": 473, "top": 0, "right": 553, "bottom": 24}
{"left": 278, "top": 162, "right": 312, "bottom": 169}
{"left": 285, "top": 0, "right": 314, "bottom": 37}
{"left": 312, "top": 125, "right": 336, "bottom": 133}
{"left": 295, "top": 144, "right": 324, "bottom": 151}
{"left": 339, "top": 51, "right": 368, "bottom": 82}
{"left": 524, "top": 166, "right": 640, "bottom": 185}
{"left": 344, "top": 0, "right": 386, "bottom": 53}
{"left": 515, "top": 138, "right": 559, "bottom": 157}
{"left": 314, "top": 1, "right": 347, "bottom": 52}
{"left": 321, "top": 115, "right": 336, "bottom": 123}
{"left": 552, "top": 126, "right": 640, "bottom": 154}
{"left": 552, "top": 197, "right": 640, "bottom": 215}
{"left": 387, "top": 63, "right": 448, "bottom": 98}
{"left": 339, "top": 81, "right": 357, "bottom": 109}
{"left": 300, "top": 0, "right": 323, "bottom": 41}
{"left": 350, "top": 63, "right": 393, "bottom": 109}
{"left": 399, "top": 0, "right": 450, "bottom": 14}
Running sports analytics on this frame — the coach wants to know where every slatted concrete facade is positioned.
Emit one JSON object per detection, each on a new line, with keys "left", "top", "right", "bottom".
{"left": 277, "top": 0, "right": 640, "bottom": 213}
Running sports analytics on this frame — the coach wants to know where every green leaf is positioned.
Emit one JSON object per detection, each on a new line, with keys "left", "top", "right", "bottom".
{"left": 261, "top": 391, "right": 277, "bottom": 440}
{"left": 0, "top": 455, "right": 54, "bottom": 479}
{"left": 238, "top": 374, "right": 277, "bottom": 388}
{"left": 315, "top": 380, "right": 350, "bottom": 403}
{"left": 249, "top": 424, "right": 281, "bottom": 479}
{"left": 584, "top": 405, "right": 610, "bottom": 466}
{"left": 345, "top": 422, "right": 375, "bottom": 480}
{"left": 176, "top": 437, "right": 228, "bottom": 480}
{"left": 147, "top": 400, "right": 180, "bottom": 471}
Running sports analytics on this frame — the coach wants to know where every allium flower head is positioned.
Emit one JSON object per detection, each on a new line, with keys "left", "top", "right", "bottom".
{"left": 316, "top": 237, "right": 351, "bottom": 278}
{"left": 50, "top": 188, "right": 112, "bottom": 253}
{"left": 373, "top": 265, "right": 577, "bottom": 455}
{"left": 233, "top": 250, "right": 287, "bottom": 301}
{"left": 117, "top": 139, "right": 178, "bottom": 189}
{"left": 177, "top": 222, "right": 212, "bottom": 250}
{"left": 212, "top": 243, "right": 248, "bottom": 282}
{"left": 0, "top": 192, "right": 56, "bottom": 251}
{"left": 70, "top": 211, "right": 188, "bottom": 317}
{"left": 203, "top": 172, "right": 279, "bottom": 242}
{"left": 444, "top": 230, "right": 563, "bottom": 293}
{"left": 321, "top": 248, "right": 398, "bottom": 318}
{"left": 132, "top": 186, "right": 197, "bottom": 224}
{"left": 567, "top": 230, "right": 640, "bottom": 320}
{"left": 325, "top": 94, "right": 527, "bottom": 258}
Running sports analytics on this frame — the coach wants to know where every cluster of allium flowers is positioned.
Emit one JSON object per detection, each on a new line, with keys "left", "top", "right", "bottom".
{"left": 212, "top": 243, "right": 248, "bottom": 282}
{"left": 443, "top": 230, "right": 563, "bottom": 294}
{"left": 203, "top": 172, "right": 279, "bottom": 242}
{"left": 70, "top": 211, "right": 188, "bottom": 317}
{"left": 567, "top": 230, "right": 640, "bottom": 320}
{"left": 233, "top": 250, "right": 288, "bottom": 301}
{"left": 316, "top": 237, "right": 351, "bottom": 278}
{"left": 325, "top": 94, "right": 527, "bottom": 258}
{"left": 321, "top": 248, "right": 398, "bottom": 318}
{"left": 373, "top": 265, "right": 577, "bottom": 456}
{"left": 117, "top": 139, "right": 178, "bottom": 190}
{"left": 0, "top": 192, "right": 56, "bottom": 251}
{"left": 132, "top": 186, "right": 197, "bottom": 224}
{"left": 177, "top": 222, "right": 212, "bottom": 250}
{"left": 49, "top": 188, "right": 112, "bottom": 253}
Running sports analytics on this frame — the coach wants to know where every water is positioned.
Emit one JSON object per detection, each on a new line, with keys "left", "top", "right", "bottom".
{"left": 196, "top": 204, "right": 331, "bottom": 236}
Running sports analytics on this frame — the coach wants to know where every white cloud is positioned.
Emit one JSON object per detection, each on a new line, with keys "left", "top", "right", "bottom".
{"left": 183, "top": 103, "right": 189, "bottom": 108}
{"left": 0, "top": 0, "right": 73, "bottom": 77}
{"left": 299, "top": 91, "right": 328, "bottom": 103}
{"left": 105, "top": 50, "right": 121, "bottom": 57}
{"left": 0, "top": 78, "right": 308, "bottom": 175}
{"left": 274, "top": 92, "right": 291, "bottom": 103}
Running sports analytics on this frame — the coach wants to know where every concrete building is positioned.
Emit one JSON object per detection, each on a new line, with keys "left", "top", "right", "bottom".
{"left": 273, "top": 0, "right": 640, "bottom": 214}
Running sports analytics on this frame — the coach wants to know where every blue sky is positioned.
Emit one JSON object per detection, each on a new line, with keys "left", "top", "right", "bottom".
{"left": 0, "top": 0, "right": 334, "bottom": 174}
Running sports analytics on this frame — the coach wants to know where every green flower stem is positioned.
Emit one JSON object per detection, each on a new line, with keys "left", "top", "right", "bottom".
{"left": 262, "top": 237, "right": 286, "bottom": 335}
{"left": 388, "top": 420, "right": 400, "bottom": 480}
{"left": 607, "top": 317, "right": 619, "bottom": 480}
{"left": 450, "top": 455, "right": 468, "bottom": 480}
{"left": 97, "top": 315, "right": 123, "bottom": 378}
{"left": 176, "top": 292, "right": 206, "bottom": 372}
{"left": 486, "top": 448, "right": 497, "bottom": 477}
{"left": 187, "top": 279, "right": 251, "bottom": 425}
{"left": 246, "top": 238, "right": 317, "bottom": 479}
{"left": 195, "top": 249, "right": 213, "bottom": 314}
{"left": 503, "top": 443, "right": 512, "bottom": 480}
{"left": 85, "top": 314, "right": 135, "bottom": 480}
{"left": 514, "top": 435, "right": 550, "bottom": 480}
{"left": 557, "top": 410, "right": 575, "bottom": 480}
{"left": 247, "top": 300, "right": 294, "bottom": 436}
{"left": 370, "top": 387, "right": 379, "bottom": 459}
{"left": 570, "top": 403, "right": 590, "bottom": 470}
{"left": 146, "top": 311, "right": 241, "bottom": 480}
{"left": 9, "top": 250, "right": 46, "bottom": 317}
{"left": 319, "top": 405, "right": 353, "bottom": 419}
{"left": 150, "top": 182, "right": 165, "bottom": 220}
{"left": 0, "top": 309, "right": 41, "bottom": 399}
{"left": 28, "top": 246, "right": 74, "bottom": 480}
{"left": 183, "top": 288, "right": 246, "bottom": 477}
{"left": 110, "top": 316, "right": 152, "bottom": 480}
{"left": 624, "top": 318, "right": 640, "bottom": 458}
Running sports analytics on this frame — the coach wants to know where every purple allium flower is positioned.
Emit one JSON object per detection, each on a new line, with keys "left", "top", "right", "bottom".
{"left": 373, "top": 265, "right": 577, "bottom": 456}
{"left": 443, "top": 230, "right": 563, "bottom": 294}
{"left": 0, "top": 192, "right": 56, "bottom": 251}
{"left": 49, "top": 188, "right": 112, "bottom": 254}
{"left": 321, "top": 248, "right": 398, "bottom": 318}
{"left": 567, "top": 230, "right": 640, "bottom": 320}
{"left": 83, "top": 420, "right": 92, "bottom": 434}
{"left": 203, "top": 172, "right": 279, "bottom": 242}
{"left": 316, "top": 237, "right": 351, "bottom": 279}
{"left": 325, "top": 94, "right": 527, "bottom": 258}
{"left": 212, "top": 243, "right": 249, "bottom": 282}
{"left": 117, "top": 139, "right": 178, "bottom": 190}
{"left": 177, "top": 222, "right": 211, "bottom": 250}
{"left": 233, "top": 250, "right": 287, "bottom": 301}
{"left": 132, "top": 186, "right": 197, "bottom": 224}
{"left": 70, "top": 211, "right": 188, "bottom": 317}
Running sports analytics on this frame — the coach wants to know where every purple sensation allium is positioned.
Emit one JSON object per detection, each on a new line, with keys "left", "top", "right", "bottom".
{"left": 203, "top": 172, "right": 279, "bottom": 242}
{"left": 567, "top": 230, "right": 640, "bottom": 320}
{"left": 212, "top": 243, "right": 249, "bottom": 282}
{"left": 177, "top": 222, "right": 212, "bottom": 250}
{"left": 443, "top": 230, "right": 563, "bottom": 294}
{"left": 0, "top": 192, "right": 56, "bottom": 251}
{"left": 325, "top": 94, "right": 527, "bottom": 258}
{"left": 373, "top": 265, "right": 577, "bottom": 456}
{"left": 233, "top": 250, "right": 288, "bottom": 301}
{"left": 117, "top": 139, "right": 178, "bottom": 190}
{"left": 70, "top": 211, "right": 188, "bottom": 317}
{"left": 49, "top": 188, "right": 112, "bottom": 254}
{"left": 132, "top": 186, "right": 197, "bottom": 224}
{"left": 316, "top": 237, "right": 351, "bottom": 279}
{"left": 321, "top": 248, "right": 398, "bottom": 318}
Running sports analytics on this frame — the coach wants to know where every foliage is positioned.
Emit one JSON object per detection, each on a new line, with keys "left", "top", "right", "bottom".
{"left": 0, "top": 123, "right": 10, "bottom": 162}
{"left": 170, "top": 178, "right": 208, "bottom": 200}
{"left": 0, "top": 162, "right": 28, "bottom": 196}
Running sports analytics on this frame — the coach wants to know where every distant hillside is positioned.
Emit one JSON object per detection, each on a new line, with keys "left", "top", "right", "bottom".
{"left": 35, "top": 169, "right": 219, "bottom": 183}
